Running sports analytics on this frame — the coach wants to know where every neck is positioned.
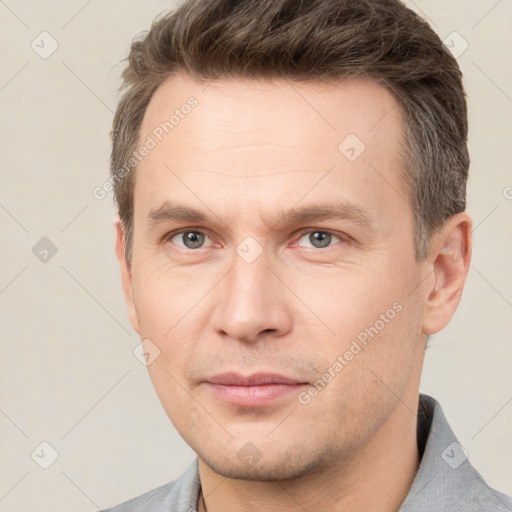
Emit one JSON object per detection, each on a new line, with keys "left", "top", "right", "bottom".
{"left": 198, "top": 394, "right": 421, "bottom": 512}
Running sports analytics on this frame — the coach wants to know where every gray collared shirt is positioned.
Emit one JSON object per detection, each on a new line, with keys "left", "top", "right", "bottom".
{"left": 100, "top": 394, "right": 511, "bottom": 511}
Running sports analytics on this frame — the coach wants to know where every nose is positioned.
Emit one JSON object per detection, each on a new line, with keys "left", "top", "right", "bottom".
{"left": 210, "top": 248, "right": 293, "bottom": 344}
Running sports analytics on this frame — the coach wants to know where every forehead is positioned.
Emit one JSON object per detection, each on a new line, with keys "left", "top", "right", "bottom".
{"left": 141, "top": 72, "right": 403, "bottom": 151}
{"left": 134, "top": 72, "right": 409, "bottom": 230}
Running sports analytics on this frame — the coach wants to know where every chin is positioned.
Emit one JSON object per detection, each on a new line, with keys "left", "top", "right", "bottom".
{"left": 199, "top": 444, "right": 337, "bottom": 482}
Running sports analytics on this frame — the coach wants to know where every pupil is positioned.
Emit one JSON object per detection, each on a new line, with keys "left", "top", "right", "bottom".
{"left": 185, "top": 232, "right": 204, "bottom": 248}
{"left": 311, "top": 232, "right": 330, "bottom": 248}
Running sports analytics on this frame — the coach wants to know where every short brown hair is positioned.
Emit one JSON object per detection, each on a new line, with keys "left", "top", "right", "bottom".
{"left": 111, "top": 0, "right": 469, "bottom": 264}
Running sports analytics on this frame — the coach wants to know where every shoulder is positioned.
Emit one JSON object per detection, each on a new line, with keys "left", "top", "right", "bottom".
{"left": 99, "top": 459, "right": 200, "bottom": 512}
{"left": 403, "top": 395, "right": 512, "bottom": 512}
{"left": 99, "top": 480, "right": 180, "bottom": 512}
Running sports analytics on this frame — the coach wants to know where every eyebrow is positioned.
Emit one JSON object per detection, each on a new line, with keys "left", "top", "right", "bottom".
{"left": 147, "top": 200, "right": 374, "bottom": 229}
{"left": 148, "top": 202, "right": 209, "bottom": 224}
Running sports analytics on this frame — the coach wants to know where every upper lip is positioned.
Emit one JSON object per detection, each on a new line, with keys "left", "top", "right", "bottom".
{"left": 204, "top": 372, "right": 306, "bottom": 386}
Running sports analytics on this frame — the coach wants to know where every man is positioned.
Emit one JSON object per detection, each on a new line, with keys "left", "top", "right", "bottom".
{"left": 103, "top": 0, "right": 511, "bottom": 510}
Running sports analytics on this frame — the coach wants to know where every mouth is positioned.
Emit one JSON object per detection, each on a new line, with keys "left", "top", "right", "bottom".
{"left": 202, "top": 372, "right": 309, "bottom": 407}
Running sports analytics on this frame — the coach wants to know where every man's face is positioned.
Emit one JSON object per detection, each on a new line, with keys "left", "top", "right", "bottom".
{"left": 121, "top": 74, "right": 431, "bottom": 479}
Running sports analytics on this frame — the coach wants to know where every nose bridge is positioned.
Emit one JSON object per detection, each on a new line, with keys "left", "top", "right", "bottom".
{"left": 230, "top": 249, "right": 269, "bottom": 308}
{"left": 211, "top": 244, "right": 291, "bottom": 342}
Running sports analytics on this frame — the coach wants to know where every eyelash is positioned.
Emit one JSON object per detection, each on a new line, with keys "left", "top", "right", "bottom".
{"left": 163, "top": 228, "right": 349, "bottom": 251}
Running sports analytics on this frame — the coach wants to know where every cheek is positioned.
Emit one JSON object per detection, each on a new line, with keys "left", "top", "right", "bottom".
{"left": 131, "top": 268, "right": 207, "bottom": 403}
{"left": 298, "top": 297, "right": 421, "bottom": 446}
{"left": 283, "top": 263, "right": 395, "bottom": 343}
{"left": 292, "top": 259, "right": 422, "bottom": 391}
{"left": 131, "top": 261, "right": 212, "bottom": 337}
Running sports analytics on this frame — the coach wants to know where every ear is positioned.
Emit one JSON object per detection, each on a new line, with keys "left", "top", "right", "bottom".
{"left": 115, "top": 218, "right": 140, "bottom": 334}
{"left": 422, "top": 212, "right": 472, "bottom": 336}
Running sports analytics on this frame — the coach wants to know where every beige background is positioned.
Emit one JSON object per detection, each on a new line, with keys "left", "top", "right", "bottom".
{"left": 1, "top": 0, "right": 511, "bottom": 510}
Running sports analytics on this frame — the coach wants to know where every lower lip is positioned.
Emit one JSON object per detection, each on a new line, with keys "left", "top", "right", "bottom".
{"left": 204, "top": 383, "right": 306, "bottom": 407}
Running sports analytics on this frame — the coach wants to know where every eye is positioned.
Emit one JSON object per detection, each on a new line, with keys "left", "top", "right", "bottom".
{"left": 163, "top": 228, "right": 348, "bottom": 252}
{"left": 167, "top": 230, "right": 211, "bottom": 249}
{"left": 294, "top": 230, "right": 347, "bottom": 249}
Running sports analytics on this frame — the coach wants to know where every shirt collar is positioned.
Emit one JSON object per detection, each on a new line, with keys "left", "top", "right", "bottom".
{"left": 400, "top": 394, "right": 511, "bottom": 511}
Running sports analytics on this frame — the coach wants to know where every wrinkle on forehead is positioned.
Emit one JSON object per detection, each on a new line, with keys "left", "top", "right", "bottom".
{"left": 185, "top": 168, "right": 321, "bottom": 178}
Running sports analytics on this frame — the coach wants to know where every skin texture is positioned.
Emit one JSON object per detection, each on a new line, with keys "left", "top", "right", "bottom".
{"left": 115, "top": 72, "right": 472, "bottom": 512}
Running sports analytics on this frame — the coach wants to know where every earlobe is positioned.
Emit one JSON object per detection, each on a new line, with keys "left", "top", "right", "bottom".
{"left": 422, "top": 213, "right": 472, "bottom": 336}
{"left": 115, "top": 219, "right": 140, "bottom": 334}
